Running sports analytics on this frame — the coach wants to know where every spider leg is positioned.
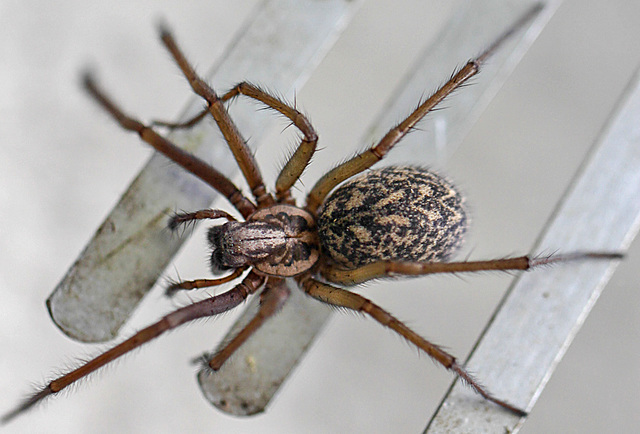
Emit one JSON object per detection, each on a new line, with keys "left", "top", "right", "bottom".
{"left": 168, "top": 208, "right": 237, "bottom": 231}
{"left": 152, "top": 106, "right": 209, "bottom": 129}
{"left": 321, "top": 252, "right": 624, "bottom": 286}
{"left": 305, "top": 4, "right": 543, "bottom": 214}
{"left": 159, "top": 26, "right": 275, "bottom": 208}
{"left": 150, "top": 81, "right": 259, "bottom": 130}
{"left": 165, "top": 267, "right": 248, "bottom": 297}
{"left": 83, "top": 75, "right": 256, "bottom": 219}
{"left": 207, "top": 278, "right": 290, "bottom": 370}
{"left": 297, "top": 275, "right": 526, "bottom": 416}
{"left": 217, "top": 82, "right": 318, "bottom": 204}
{"left": 153, "top": 83, "right": 317, "bottom": 204}
{"left": 1, "top": 271, "right": 266, "bottom": 424}
{"left": 149, "top": 83, "right": 286, "bottom": 131}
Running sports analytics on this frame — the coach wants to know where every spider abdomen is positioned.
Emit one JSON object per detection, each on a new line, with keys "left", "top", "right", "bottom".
{"left": 317, "top": 166, "right": 467, "bottom": 269}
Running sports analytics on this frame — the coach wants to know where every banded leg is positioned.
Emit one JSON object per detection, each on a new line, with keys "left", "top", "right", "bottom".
{"left": 1, "top": 272, "right": 266, "bottom": 423}
{"left": 159, "top": 26, "right": 275, "bottom": 207}
{"left": 305, "top": 4, "right": 543, "bottom": 214}
{"left": 83, "top": 75, "right": 256, "bottom": 218}
{"left": 297, "top": 275, "right": 526, "bottom": 416}
{"left": 321, "top": 252, "right": 624, "bottom": 286}
{"left": 207, "top": 278, "right": 290, "bottom": 370}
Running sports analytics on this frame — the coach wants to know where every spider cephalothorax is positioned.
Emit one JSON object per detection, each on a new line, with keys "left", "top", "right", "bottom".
{"left": 208, "top": 204, "right": 319, "bottom": 276}
{"left": 5, "top": 5, "right": 621, "bottom": 424}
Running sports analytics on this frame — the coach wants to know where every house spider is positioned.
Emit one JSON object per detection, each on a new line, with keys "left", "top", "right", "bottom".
{"left": 3, "top": 4, "right": 621, "bottom": 423}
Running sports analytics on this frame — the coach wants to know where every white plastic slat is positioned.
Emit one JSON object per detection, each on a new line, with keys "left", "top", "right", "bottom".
{"left": 426, "top": 65, "right": 640, "bottom": 433}
{"left": 46, "top": 0, "right": 363, "bottom": 343}
{"left": 202, "top": 0, "right": 562, "bottom": 415}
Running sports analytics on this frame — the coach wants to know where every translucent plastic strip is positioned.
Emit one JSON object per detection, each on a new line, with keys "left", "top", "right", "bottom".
{"left": 46, "top": 0, "right": 364, "bottom": 343}
{"left": 426, "top": 65, "right": 640, "bottom": 433}
{"left": 201, "top": 0, "right": 562, "bottom": 415}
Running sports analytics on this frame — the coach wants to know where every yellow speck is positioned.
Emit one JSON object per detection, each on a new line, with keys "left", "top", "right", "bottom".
{"left": 245, "top": 355, "right": 257, "bottom": 373}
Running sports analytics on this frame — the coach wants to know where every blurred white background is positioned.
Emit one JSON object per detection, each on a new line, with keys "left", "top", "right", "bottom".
{"left": 1, "top": 0, "right": 639, "bottom": 432}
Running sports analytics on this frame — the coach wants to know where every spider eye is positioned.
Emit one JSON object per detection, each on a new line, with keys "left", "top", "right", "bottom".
{"left": 208, "top": 226, "right": 231, "bottom": 274}
{"left": 207, "top": 225, "right": 224, "bottom": 246}
{"left": 207, "top": 223, "right": 246, "bottom": 273}
{"left": 209, "top": 248, "right": 231, "bottom": 275}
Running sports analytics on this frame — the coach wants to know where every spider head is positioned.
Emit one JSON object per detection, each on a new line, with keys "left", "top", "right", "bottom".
{"left": 207, "top": 222, "right": 250, "bottom": 274}
{"left": 206, "top": 218, "right": 292, "bottom": 275}
{"left": 206, "top": 205, "right": 321, "bottom": 277}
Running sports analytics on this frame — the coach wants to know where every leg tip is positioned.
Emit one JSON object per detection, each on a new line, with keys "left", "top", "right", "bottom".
{"left": 156, "top": 18, "right": 172, "bottom": 40}
{"left": 80, "top": 68, "right": 97, "bottom": 90}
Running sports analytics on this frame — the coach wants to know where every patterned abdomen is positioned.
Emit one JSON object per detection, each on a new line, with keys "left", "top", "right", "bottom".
{"left": 317, "top": 166, "right": 467, "bottom": 269}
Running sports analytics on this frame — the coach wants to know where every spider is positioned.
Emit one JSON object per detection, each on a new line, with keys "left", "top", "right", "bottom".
{"left": 3, "top": 5, "right": 621, "bottom": 423}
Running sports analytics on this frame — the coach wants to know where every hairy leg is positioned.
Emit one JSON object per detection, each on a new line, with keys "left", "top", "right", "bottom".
{"left": 207, "top": 279, "right": 290, "bottom": 370}
{"left": 159, "top": 26, "right": 275, "bottom": 207}
{"left": 2, "top": 272, "right": 266, "bottom": 423}
{"left": 321, "top": 252, "right": 623, "bottom": 286}
{"left": 305, "top": 4, "right": 543, "bottom": 214}
{"left": 297, "top": 275, "right": 526, "bottom": 416}
{"left": 83, "top": 75, "right": 256, "bottom": 218}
